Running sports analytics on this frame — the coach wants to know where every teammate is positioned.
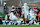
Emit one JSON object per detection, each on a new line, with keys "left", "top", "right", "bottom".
{"left": 22, "top": 3, "right": 29, "bottom": 25}
{"left": 9, "top": 6, "right": 18, "bottom": 25}
{"left": 29, "top": 9, "right": 36, "bottom": 25}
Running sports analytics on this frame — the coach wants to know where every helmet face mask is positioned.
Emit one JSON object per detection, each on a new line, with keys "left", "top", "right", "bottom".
{"left": 11, "top": 9, "right": 15, "bottom": 13}
{"left": 11, "top": 11, "right": 14, "bottom": 12}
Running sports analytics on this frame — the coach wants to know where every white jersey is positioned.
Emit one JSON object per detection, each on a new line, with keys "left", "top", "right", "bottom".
{"left": 29, "top": 9, "right": 36, "bottom": 20}
{"left": 22, "top": 6, "right": 29, "bottom": 18}
{"left": 22, "top": 6, "right": 29, "bottom": 15}
{"left": 9, "top": 12, "right": 17, "bottom": 20}
{"left": 30, "top": 9, "right": 34, "bottom": 16}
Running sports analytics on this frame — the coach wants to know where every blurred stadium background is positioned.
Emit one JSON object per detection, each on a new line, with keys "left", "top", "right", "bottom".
{"left": 0, "top": 0, "right": 40, "bottom": 18}
{"left": 0, "top": 0, "right": 40, "bottom": 13}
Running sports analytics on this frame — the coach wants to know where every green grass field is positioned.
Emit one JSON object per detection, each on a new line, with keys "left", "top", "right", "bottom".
{"left": 0, "top": 25, "right": 40, "bottom": 27}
